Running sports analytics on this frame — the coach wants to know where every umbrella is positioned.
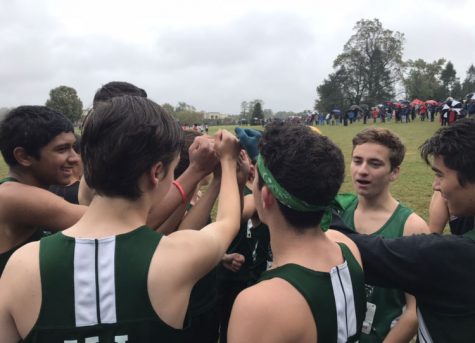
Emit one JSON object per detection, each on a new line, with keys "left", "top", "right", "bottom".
{"left": 410, "top": 99, "right": 424, "bottom": 106}
{"left": 466, "top": 92, "right": 475, "bottom": 101}
{"left": 331, "top": 109, "right": 341, "bottom": 115}
{"left": 425, "top": 100, "right": 439, "bottom": 106}
{"left": 350, "top": 105, "right": 361, "bottom": 111}
{"left": 399, "top": 100, "right": 410, "bottom": 105}
{"left": 359, "top": 104, "right": 369, "bottom": 110}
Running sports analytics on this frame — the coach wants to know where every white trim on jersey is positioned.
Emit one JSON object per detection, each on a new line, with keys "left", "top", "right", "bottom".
{"left": 417, "top": 308, "right": 434, "bottom": 343}
{"left": 98, "top": 237, "right": 117, "bottom": 324}
{"left": 73, "top": 237, "right": 117, "bottom": 327}
{"left": 330, "top": 261, "right": 358, "bottom": 343}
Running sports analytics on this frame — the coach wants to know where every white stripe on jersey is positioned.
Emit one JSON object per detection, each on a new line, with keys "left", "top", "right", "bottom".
{"left": 74, "top": 239, "right": 99, "bottom": 326}
{"left": 97, "top": 237, "right": 117, "bottom": 324}
{"left": 74, "top": 237, "right": 117, "bottom": 327}
{"left": 417, "top": 308, "right": 434, "bottom": 343}
{"left": 330, "top": 261, "right": 357, "bottom": 343}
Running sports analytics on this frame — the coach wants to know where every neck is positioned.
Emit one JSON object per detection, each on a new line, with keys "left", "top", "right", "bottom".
{"left": 357, "top": 190, "right": 397, "bottom": 211}
{"left": 266, "top": 214, "right": 327, "bottom": 268}
{"left": 67, "top": 195, "right": 150, "bottom": 238}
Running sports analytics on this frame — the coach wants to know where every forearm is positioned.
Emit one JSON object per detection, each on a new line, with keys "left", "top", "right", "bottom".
{"left": 383, "top": 294, "right": 418, "bottom": 343}
{"left": 146, "top": 166, "right": 204, "bottom": 229}
{"left": 155, "top": 204, "right": 187, "bottom": 234}
{"left": 214, "top": 159, "right": 240, "bottom": 248}
{"left": 178, "top": 179, "right": 220, "bottom": 231}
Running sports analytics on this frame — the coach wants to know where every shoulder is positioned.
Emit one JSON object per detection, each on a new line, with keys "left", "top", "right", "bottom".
{"left": 326, "top": 230, "right": 362, "bottom": 266}
{"left": 228, "top": 279, "right": 315, "bottom": 343}
{"left": 403, "top": 212, "right": 430, "bottom": 235}
{"left": 1, "top": 242, "right": 40, "bottom": 299}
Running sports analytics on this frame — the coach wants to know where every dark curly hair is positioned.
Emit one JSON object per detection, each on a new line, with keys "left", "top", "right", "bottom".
{"left": 257, "top": 121, "right": 345, "bottom": 229}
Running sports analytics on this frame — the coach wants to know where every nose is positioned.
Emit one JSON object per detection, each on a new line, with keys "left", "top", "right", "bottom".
{"left": 432, "top": 178, "right": 440, "bottom": 192}
{"left": 68, "top": 148, "right": 81, "bottom": 164}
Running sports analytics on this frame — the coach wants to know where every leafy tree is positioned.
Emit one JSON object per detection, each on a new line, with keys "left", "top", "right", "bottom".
{"left": 462, "top": 64, "right": 475, "bottom": 96}
{"left": 333, "top": 18, "right": 404, "bottom": 105}
{"left": 403, "top": 59, "right": 445, "bottom": 100}
{"left": 45, "top": 86, "right": 83, "bottom": 123}
{"left": 161, "top": 103, "right": 175, "bottom": 114}
{"left": 251, "top": 102, "right": 264, "bottom": 121}
{"left": 440, "top": 61, "right": 458, "bottom": 96}
{"left": 315, "top": 69, "right": 348, "bottom": 113}
{"left": 176, "top": 102, "right": 196, "bottom": 112}
{"left": 240, "top": 101, "right": 249, "bottom": 119}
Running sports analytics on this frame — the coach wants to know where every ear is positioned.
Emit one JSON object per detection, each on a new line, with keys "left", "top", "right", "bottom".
{"left": 149, "top": 161, "right": 165, "bottom": 185}
{"left": 389, "top": 166, "right": 400, "bottom": 182}
{"left": 261, "top": 186, "right": 276, "bottom": 209}
{"left": 13, "top": 147, "right": 34, "bottom": 167}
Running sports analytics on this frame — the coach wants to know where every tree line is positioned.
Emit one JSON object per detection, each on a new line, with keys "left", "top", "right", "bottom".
{"left": 315, "top": 18, "right": 475, "bottom": 114}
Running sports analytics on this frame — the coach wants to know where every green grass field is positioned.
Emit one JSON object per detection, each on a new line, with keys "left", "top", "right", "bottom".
{"left": 0, "top": 119, "right": 440, "bottom": 220}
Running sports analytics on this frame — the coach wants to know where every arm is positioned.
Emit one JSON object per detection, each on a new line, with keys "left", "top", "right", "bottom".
{"left": 159, "top": 130, "right": 241, "bottom": 283}
{"left": 0, "top": 243, "right": 41, "bottom": 342}
{"left": 0, "top": 276, "right": 21, "bottom": 343}
{"left": 428, "top": 191, "right": 449, "bottom": 233}
{"left": 177, "top": 176, "right": 220, "bottom": 231}
{"left": 146, "top": 136, "right": 219, "bottom": 230}
{"left": 403, "top": 212, "right": 430, "bottom": 235}
{"left": 382, "top": 293, "right": 418, "bottom": 343}
{"left": 3, "top": 183, "right": 86, "bottom": 230}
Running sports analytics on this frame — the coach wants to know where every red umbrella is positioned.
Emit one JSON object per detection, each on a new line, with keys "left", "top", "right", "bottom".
{"left": 410, "top": 98, "right": 424, "bottom": 106}
{"left": 425, "top": 100, "right": 439, "bottom": 105}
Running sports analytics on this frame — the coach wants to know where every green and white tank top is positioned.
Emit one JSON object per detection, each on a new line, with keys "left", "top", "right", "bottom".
{"left": 259, "top": 243, "right": 365, "bottom": 343}
{"left": 23, "top": 226, "right": 189, "bottom": 343}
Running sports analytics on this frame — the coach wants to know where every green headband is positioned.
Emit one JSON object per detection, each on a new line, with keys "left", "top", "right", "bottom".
{"left": 256, "top": 154, "right": 333, "bottom": 231}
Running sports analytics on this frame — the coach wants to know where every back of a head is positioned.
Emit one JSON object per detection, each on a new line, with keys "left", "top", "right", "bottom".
{"left": 352, "top": 127, "right": 405, "bottom": 170}
{"left": 92, "top": 81, "right": 147, "bottom": 109}
{"left": 81, "top": 95, "right": 183, "bottom": 200}
{"left": 257, "top": 121, "right": 345, "bottom": 229}
{"left": 0, "top": 106, "right": 74, "bottom": 166}
{"left": 420, "top": 118, "right": 475, "bottom": 186}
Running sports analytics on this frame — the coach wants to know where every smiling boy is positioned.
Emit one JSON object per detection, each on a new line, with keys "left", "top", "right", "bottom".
{"left": 0, "top": 106, "right": 86, "bottom": 276}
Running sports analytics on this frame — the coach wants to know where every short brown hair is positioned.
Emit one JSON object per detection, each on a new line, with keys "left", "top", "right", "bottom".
{"left": 352, "top": 127, "right": 405, "bottom": 170}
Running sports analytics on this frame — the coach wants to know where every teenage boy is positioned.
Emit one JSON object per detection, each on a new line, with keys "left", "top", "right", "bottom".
{"left": 335, "top": 128, "right": 428, "bottom": 343}
{"left": 228, "top": 122, "right": 366, "bottom": 343}
{"left": 333, "top": 118, "right": 475, "bottom": 342}
{"left": 0, "top": 96, "right": 241, "bottom": 342}
{"left": 0, "top": 106, "right": 86, "bottom": 276}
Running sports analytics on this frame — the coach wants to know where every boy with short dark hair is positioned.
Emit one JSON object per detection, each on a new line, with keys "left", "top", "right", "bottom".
{"left": 228, "top": 121, "right": 366, "bottom": 342}
{"left": 0, "top": 96, "right": 242, "bottom": 342}
{"left": 0, "top": 106, "right": 86, "bottom": 276}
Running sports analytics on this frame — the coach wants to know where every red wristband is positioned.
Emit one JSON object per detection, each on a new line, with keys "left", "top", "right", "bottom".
{"left": 172, "top": 180, "right": 187, "bottom": 204}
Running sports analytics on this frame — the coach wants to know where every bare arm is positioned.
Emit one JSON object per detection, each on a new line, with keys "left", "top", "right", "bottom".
{"left": 147, "top": 136, "right": 219, "bottom": 230}
{"left": 382, "top": 293, "right": 418, "bottom": 343}
{"left": 428, "top": 191, "right": 449, "bottom": 233}
{"left": 2, "top": 183, "right": 86, "bottom": 231}
{"left": 177, "top": 176, "right": 220, "bottom": 231}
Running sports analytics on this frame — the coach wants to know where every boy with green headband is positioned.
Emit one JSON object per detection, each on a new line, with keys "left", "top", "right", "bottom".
{"left": 228, "top": 121, "right": 366, "bottom": 342}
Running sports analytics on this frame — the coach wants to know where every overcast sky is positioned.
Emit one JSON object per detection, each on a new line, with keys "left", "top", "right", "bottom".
{"left": 0, "top": 0, "right": 474, "bottom": 113}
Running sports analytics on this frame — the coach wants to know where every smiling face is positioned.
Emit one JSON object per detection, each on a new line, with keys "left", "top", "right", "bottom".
{"left": 431, "top": 155, "right": 475, "bottom": 217}
{"left": 30, "top": 132, "right": 80, "bottom": 188}
{"left": 351, "top": 142, "right": 399, "bottom": 198}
